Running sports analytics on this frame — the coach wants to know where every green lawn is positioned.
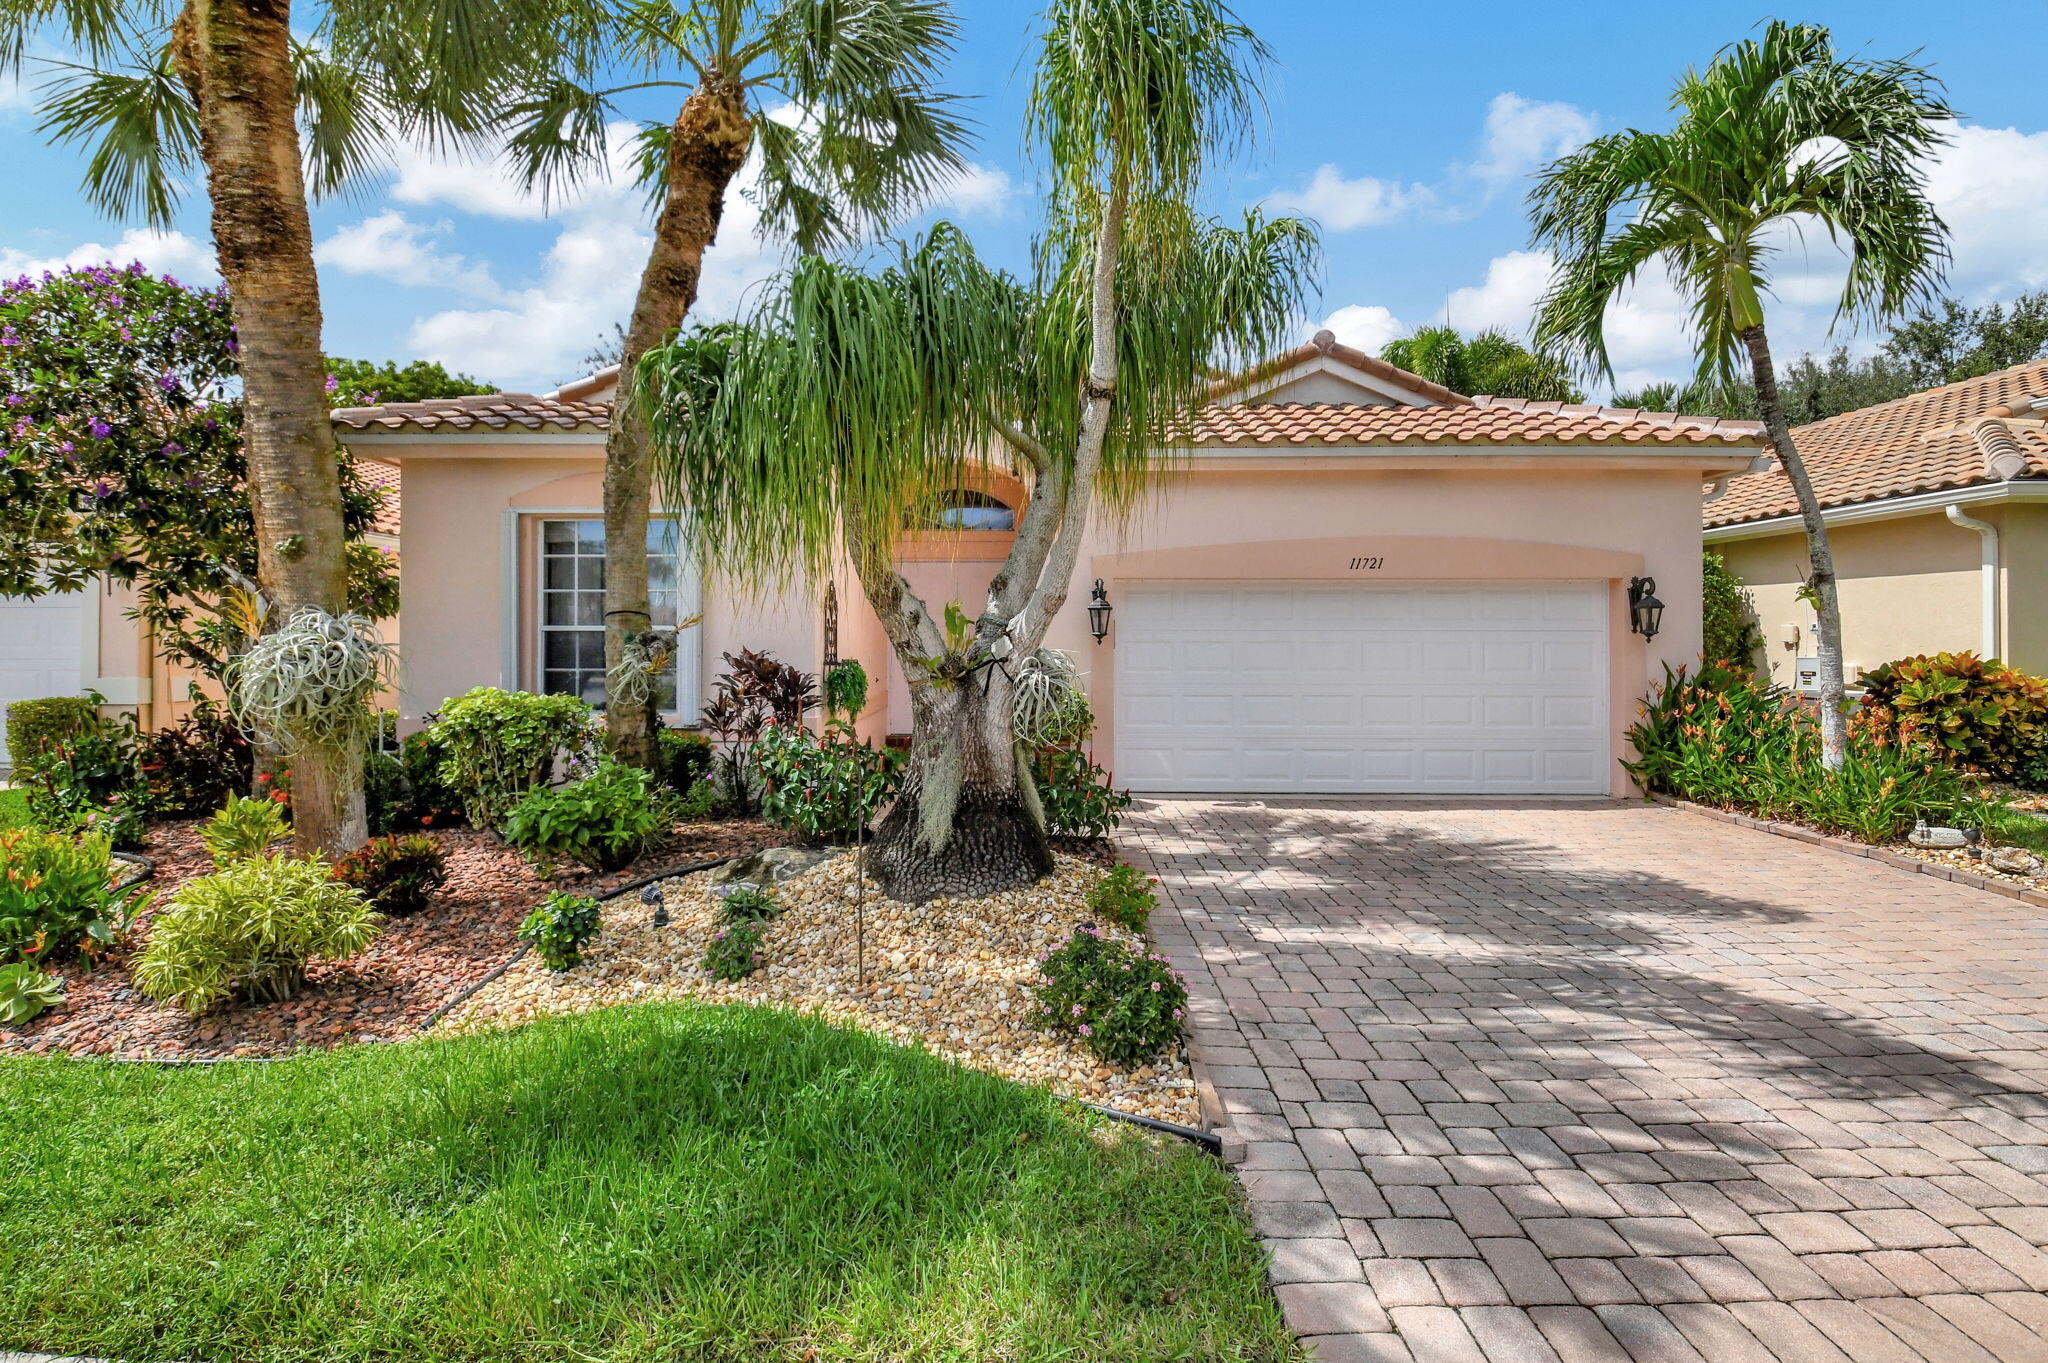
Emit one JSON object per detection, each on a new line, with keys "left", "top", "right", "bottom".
{"left": 0, "top": 786, "right": 29, "bottom": 829}
{"left": 2, "top": 1002, "right": 1293, "bottom": 1363}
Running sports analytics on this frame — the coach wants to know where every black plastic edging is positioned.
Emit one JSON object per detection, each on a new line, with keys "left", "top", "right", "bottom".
{"left": 1082, "top": 1101, "right": 1224, "bottom": 1155}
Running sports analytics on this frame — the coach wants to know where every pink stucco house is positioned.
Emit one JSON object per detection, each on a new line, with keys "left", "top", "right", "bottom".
{"left": 332, "top": 332, "right": 1763, "bottom": 798}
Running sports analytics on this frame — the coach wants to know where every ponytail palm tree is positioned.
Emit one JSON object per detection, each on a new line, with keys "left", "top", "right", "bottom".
{"left": 1531, "top": 20, "right": 1952, "bottom": 768}
{"left": 494, "top": 0, "right": 969, "bottom": 770}
{"left": 642, "top": 0, "right": 1317, "bottom": 901}
{"left": 0, "top": 0, "right": 524, "bottom": 853}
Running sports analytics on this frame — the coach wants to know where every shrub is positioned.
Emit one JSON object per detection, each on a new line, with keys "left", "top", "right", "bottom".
{"left": 202, "top": 796, "right": 290, "bottom": 867}
{"left": 1031, "top": 746, "right": 1133, "bottom": 838}
{"left": 1086, "top": 864, "right": 1156, "bottom": 932}
{"left": 362, "top": 750, "right": 411, "bottom": 835}
{"left": 753, "top": 722, "right": 897, "bottom": 842}
{"left": 433, "top": 689, "right": 601, "bottom": 829}
{"left": 1701, "top": 551, "right": 1761, "bottom": 676}
{"left": 2018, "top": 745, "right": 2048, "bottom": 795}
{"left": 399, "top": 729, "right": 465, "bottom": 828}
{"left": 133, "top": 856, "right": 380, "bottom": 1013}
{"left": 518, "top": 891, "right": 602, "bottom": 971}
{"left": 699, "top": 650, "right": 818, "bottom": 812}
{"left": 1626, "top": 663, "right": 1987, "bottom": 842}
{"left": 717, "top": 885, "right": 778, "bottom": 924}
{"left": 333, "top": 834, "right": 448, "bottom": 916}
{"left": 0, "top": 962, "right": 63, "bottom": 1024}
{"left": 13, "top": 710, "right": 150, "bottom": 850}
{"left": 503, "top": 760, "right": 672, "bottom": 874}
{"left": 0, "top": 829, "right": 141, "bottom": 963}
{"left": 655, "top": 728, "right": 715, "bottom": 797}
{"left": 677, "top": 778, "right": 728, "bottom": 821}
{"left": 703, "top": 919, "right": 767, "bottom": 981}
{"left": 138, "top": 698, "right": 253, "bottom": 817}
{"left": 1859, "top": 652, "right": 2048, "bottom": 781}
{"left": 1030, "top": 925, "right": 1188, "bottom": 1069}
{"left": 4, "top": 696, "right": 98, "bottom": 771}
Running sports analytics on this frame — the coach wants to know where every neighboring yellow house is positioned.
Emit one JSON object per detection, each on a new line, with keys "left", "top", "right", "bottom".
{"left": 1706, "top": 359, "right": 2048, "bottom": 689}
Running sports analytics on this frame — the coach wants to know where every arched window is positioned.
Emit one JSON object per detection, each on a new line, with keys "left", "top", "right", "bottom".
{"left": 926, "top": 489, "right": 1016, "bottom": 531}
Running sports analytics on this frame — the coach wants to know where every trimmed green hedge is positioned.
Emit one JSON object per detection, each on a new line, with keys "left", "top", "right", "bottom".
{"left": 4, "top": 695, "right": 97, "bottom": 769}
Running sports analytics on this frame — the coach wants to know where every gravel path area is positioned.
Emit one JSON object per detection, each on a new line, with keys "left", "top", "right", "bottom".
{"left": 2, "top": 818, "right": 779, "bottom": 1060}
{"left": 444, "top": 851, "right": 1202, "bottom": 1125}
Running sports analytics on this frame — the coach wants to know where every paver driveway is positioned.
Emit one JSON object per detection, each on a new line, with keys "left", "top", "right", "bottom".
{"left": 1127, "top": 798, "right": 2048, "bottom": 1363}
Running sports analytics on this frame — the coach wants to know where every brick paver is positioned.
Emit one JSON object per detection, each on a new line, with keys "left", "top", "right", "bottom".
{"left": 1128, "top": 798, "right": 2048, "bottom": 1361}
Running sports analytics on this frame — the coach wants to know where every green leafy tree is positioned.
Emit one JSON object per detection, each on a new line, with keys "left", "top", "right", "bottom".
{"left": 0, "top": 265, "right": 396, "bottom": 681}
{"left": 1701, "top": 551, "right": 1761, "bottom": 675}
{"left": 644, "top": 0, "right": 1318, "bottom": 900}
{"left": 1, "top": 0, "right": 541, "bottom": 855}
{"left": 1379, "top": 325, "right": 1582, "bottom": 401}
{"left": 496, "top": 0, "right": 971, "bottom": 771}
{"left": 1533, "top": 20, "right": 1952, "bottom": 769}
{"left": 325, "top": 357, "right": 492, "bottom": 406}
{"left": 1884, "top": 291, "right": 2048, "bottom": 388}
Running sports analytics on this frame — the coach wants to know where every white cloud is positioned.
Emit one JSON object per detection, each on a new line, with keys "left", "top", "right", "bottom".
{"left": 1465, "top": 92, "right": 1598, "bottom": 196}
{"left": 1924, "top": 123, "right": 2048, "bottom": 299}
{"left": 1267, "top": 164, "right": 1435, "bottom": 231}
{"left": 1318, "top": 303, "right": 1406, "bottom": 355}
{"left": 926, "top": 162, "right": 1018, "bottom": 218}
{"left": 316, "top": 211, "right": 501, "bottom": 297}
{"left": 0, "top": 228, "right": 216, "bottom": 283}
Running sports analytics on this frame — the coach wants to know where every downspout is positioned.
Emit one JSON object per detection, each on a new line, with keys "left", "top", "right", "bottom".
{"left": 1945, "top": 504, "right": 2000, "bottom": 659}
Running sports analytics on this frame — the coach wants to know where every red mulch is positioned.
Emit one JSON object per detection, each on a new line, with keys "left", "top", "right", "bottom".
{"left": 3, "top": 817, "right": 779, "bottom": 1060}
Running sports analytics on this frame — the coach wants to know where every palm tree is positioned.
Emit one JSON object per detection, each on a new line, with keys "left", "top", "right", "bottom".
{"left": 495, "top": 0, "right": 970, "bottom": 770}
{"left": 1531, "top": 20, "right": 1951, "bottom": 768}
{"left": 1379, "top": 326, "right": 1582, "bottom": 402}
{"left": 640, "top": 0, "right": 1317, "bottom": 900}
{"left": 1, "top": 0, "right": 536, "bottom": 853}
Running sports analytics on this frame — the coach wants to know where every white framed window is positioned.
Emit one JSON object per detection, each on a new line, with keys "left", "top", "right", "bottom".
{"left": 537, "top": 517, "right": 700, "bottom": 720}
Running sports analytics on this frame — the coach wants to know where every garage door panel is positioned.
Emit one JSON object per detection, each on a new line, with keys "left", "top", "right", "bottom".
{"left": 0, "top": 594, "right": 86, "bottom": 764}
{"left": 1115, "top": 580, "right": 1608, "bottom": 795}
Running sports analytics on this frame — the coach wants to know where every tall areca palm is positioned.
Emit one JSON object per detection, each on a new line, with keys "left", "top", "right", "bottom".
{"left": 0, "top": 0, "right": 514, "bottom": 852}
{"left": 496, "top": 0, "right": 969, "bottom": 769}
{"left": 641, "top": 0, "right": 1317, "bottom": 900}
{"left": 1531, "top": 20, "right": 1951, "bottom": 768}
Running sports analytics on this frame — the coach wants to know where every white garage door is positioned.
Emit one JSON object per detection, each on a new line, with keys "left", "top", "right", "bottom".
{"left": 1114, "top": 581, "right": 1609, "bottom": 795}
{"left": 0, "top": 594, "right": 85, "bottom": 764}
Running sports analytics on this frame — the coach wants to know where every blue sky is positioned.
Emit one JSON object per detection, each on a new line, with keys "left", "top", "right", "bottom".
{"left": 3, "top": 0, "right": 2043, "bottom": 396}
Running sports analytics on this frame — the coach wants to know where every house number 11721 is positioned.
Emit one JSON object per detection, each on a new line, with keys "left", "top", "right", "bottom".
{"left": 1349, "top": 556, "right": 1385, "bottom": 571}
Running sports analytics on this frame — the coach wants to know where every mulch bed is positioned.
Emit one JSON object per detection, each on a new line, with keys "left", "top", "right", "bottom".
{"left": 3, "top": 817, "right": 779, "bottom": 1060}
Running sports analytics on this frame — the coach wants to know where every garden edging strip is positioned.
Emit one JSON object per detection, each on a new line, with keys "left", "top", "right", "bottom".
{"left": 1650, "top": 793, "right": 2048, "bottom": 908}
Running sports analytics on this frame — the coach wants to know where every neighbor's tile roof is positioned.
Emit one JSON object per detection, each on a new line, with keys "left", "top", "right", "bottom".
{"left": 357, "top": 458, "right": 401, "bottom": 537}
{"left": 1705, "top": 359, "right": 2048, "bottom": 527}
{"left": 331, "top": 391, "right": 611, "bottom": 435}
{"left": 1192, "top": 397, "right": 1764, "bottom": 448}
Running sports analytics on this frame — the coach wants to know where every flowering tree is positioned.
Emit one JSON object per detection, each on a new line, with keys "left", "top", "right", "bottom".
{"left": 0, "top": 263, "right": 395, "bottom": 683}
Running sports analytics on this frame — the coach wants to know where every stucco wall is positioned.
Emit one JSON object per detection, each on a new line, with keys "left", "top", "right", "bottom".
{"left": 1714, "top": 509, "right": 2016, "bottom": 687}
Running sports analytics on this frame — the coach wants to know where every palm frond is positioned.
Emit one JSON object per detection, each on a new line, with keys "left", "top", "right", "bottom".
{"left": 0, "top": 0, "right": 147, "bottom": 73}
{"left": 35, "top": 45, "right": 195, "bottom": 226}
{"left": 502, "top": 74, "right": 615, "bottom": 210}
{"left": 291, "top": 40, "right": 389, "bottom": 202}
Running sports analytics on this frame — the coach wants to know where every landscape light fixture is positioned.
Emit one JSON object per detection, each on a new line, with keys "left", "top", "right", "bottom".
{"left": 1087, "top": 579, "right": 1113, "bottom": 644}
{"left": 1628, "top": 576, "right": 1665, "bottom": 641}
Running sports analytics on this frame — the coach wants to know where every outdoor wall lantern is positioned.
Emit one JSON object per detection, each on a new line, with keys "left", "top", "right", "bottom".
{"left": 1087, "top": 579, "right": 1113, "bottom": 644}
{"left": 1628, "top": 576, "right": 1665, "bottom": 641}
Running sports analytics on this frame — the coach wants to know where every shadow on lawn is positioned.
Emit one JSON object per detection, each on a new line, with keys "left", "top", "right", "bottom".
{"left": 1129, "top": 797, "right": 2048, "bottom": 1118}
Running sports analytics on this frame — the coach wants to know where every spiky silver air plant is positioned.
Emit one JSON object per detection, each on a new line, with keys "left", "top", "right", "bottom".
{"left": 606, "top": 627, "right": 677, "bottom": 709}
{"left": 1011, "top": 648, "right": 1086, "bottom": 747}
{"left": 228, "top": 608, "right": 396, "bottom": 753}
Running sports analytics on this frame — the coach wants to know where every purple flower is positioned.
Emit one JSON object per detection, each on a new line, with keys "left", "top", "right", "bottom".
{"left": 155, "top": 373, "right": 178, "bottom": 392}
{"left": 91, "top": 480, "right": 112, "bottom": 500}
{"left": 160, "top": 442, "right": 183, "bottom": 455}
{"left": 324, "top": 375, "right": 339, "bottom": 393}
{"left": 88, "top": 420, "right": 111, "bottom": 439}
{"left": 2, "top": 394, "right": 21, "bottom": 408}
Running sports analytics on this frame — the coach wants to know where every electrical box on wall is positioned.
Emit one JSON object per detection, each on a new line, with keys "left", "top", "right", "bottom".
{"left": 1795, "top": 658, "right": 1820, "bottom": 695}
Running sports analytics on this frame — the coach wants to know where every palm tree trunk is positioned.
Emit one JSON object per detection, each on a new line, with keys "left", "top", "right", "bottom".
{"left": 173, "top": 0, "right": 364, "bottom": 852}
{"left": 602, "top": 84, "right": 751, "bottom": 767}
{"left": 1741, "top": 324, "right": 1848, "bottom": 769}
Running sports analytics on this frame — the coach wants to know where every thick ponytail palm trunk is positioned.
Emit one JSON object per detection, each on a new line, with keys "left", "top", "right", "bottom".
{"left": 173, "top": 0, "right": 364, "bottom": 853}
{"left": 869, "top": 669, "right": 1052, "bottom": 901}
{"left": 1743, "top": 325, "right": 1848, "bottom": 767}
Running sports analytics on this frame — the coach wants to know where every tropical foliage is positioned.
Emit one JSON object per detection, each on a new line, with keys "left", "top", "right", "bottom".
{"left": 518, "top": 891, "right": 602, "bottom": 972}
{"left": 1533, "top": 21, "right": 1953, "bottom": 770}
{"left": 1085, "top": 864, "right": 1156, "bottom": 933}
{"left": 644, "top": 0, "right": 1316, "bottom": 899}
{"left": 1859, "top": 653, "right": 2048, "bottom": 782}
{"left": 752, "top": 722, "right": 897, "bottom": 843}
{"left": 432, "top": 689, "right": 601, "bottom": 830}
{"left": 503, "top": 759, "right": 674, "bottom": 874}
{"left": 325, "top": 357, "right": 490, "bottom": 406}
{"left": 0, "top": 828, "right": 139, "bottom": 963}
{"left": 1378, "top": 326, "right": 1581, "bottom": 401}
{"left": 1701, "top": 552, "right": 1761, "bottom": 675}
{"left": 200, "top": 796, "right": 290, "bottom": 867}
{"left": 1031, "top": 925, "right": 1188, "bottom": 1068}
{"left": 1625, "top": 663, "right": 1992, "bottom": 843}
{"left": 332, "top": 833, "right": 449, "bottom": 917}
{"left": 0, "top": 961, "right": 64, "bottom": 1023}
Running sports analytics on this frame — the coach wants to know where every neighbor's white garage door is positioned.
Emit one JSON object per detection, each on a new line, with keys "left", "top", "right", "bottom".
{"left": 1113, "top": 581, "right": 1609, "bottom": 795}
{"left": 0, "top": 594, "right": 85, "bottom": 764}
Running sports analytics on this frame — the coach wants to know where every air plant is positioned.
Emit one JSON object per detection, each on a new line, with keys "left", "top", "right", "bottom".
{"left": 1012, "top": 648, "right": 1088, "bottom": 747}
{"left": 227, "top": 607, "right": 396, "bottom": 753}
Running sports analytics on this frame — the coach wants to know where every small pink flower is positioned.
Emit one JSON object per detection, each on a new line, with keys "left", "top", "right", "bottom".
{"left": 1150, "top": 981, "right": 1161, "bottom": 991}
{"left": 1078, "top": 1024, "right": 1092, "bottom": 1036}
{"left": 1070, "top": 1004, "right": 1083, "bottom": 1017}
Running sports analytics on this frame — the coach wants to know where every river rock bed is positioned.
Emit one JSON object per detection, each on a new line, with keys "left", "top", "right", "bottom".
{"left": 443, "top": 851, "right": 1201, "bottom": 1125}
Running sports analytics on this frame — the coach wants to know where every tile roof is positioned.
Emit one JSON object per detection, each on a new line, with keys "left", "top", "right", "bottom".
{"left": 1191, "top": 397, "right": 1764, "bottom": 448}
{"left": 357, "top": 458, "right": 401, "bottom": 537}
{"left": 331, "top": 391, "right": 611, "bottom": 435}
{"left": 1705, "top": 358, "right": 2048, "bottom": 527}
{"left": 1210, "top": 329, "right": 1472, "bottom": 406}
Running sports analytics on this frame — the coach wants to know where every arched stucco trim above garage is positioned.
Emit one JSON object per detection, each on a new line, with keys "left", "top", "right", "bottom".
{"left": 1086, "top": 535, "right": 1648, "bottom": 797}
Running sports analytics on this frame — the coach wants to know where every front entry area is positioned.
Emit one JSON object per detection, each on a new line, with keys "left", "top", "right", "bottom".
{"left": 1112, "top": 580, "right": 1608, "bottom": 794}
